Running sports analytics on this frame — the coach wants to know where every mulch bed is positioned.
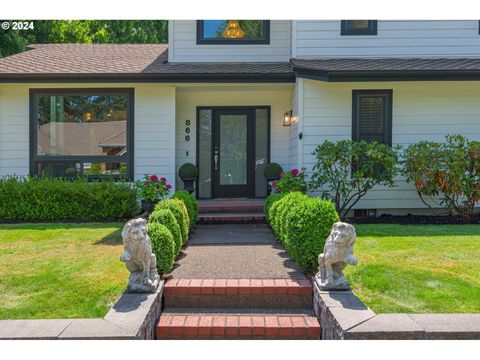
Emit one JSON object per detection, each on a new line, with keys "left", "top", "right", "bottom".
{"left": 347, "top": 214, "right": 480, "bottom": 225}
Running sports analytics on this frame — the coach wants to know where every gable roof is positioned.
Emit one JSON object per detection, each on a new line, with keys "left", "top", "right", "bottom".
{"left": 0, "top": 44, "right": 294, "bottom": 82}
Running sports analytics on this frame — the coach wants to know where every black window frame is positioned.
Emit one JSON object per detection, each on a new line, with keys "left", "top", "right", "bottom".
{"left": 29, "top": 88, "right": 135, "bottom": 180}
{"left": 341, "top": 20, "right": 378, "bottom": 36}
{"left": 352, "top": 90, "right": 393, "bottom": 145}
{"left": 196, "top": 20, "right": 270, "bottom": 45}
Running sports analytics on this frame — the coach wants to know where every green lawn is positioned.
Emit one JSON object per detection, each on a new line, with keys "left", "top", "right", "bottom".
{"left": 345, "top": 224, "right": 480, "bottom": 314}
{"left": 0, "top": 223, "right": 128, "bottom": 320}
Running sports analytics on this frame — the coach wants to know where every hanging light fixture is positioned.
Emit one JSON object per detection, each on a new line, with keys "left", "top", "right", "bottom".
{"left": 84, "top": 112, "right": 93, "bottom": 121}
{"left": 222, "top": 20, "right": 245, "bottom": 39}
{"left": 283, "top": 110, "right": 293, "bottom": 126}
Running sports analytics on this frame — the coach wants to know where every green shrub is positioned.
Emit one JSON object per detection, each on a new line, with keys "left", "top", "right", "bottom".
{"left": 149, "top": 208, "right": 182, "bottom": 255}
{"left": 282, "top": 197, "right": 339, "bottom": 274}
{"left": 154, "top": 199, "right": 189, "bottom": 243}
{"left": 264, "top": 162, "right": 283, "bottom": 179}
{"left": 148, "top": 222, "right": 175, "bottom": 274}
{"left": 264, "top": 193, "right": 287, "bottom": 222}
{"left": 272, "top": 192, "right": 307, "bottom": 239}
{"left": 402, "top": 135, "right": 480, "bottom": 220}
{"left": 309, "top": 140, "right": 400, "bottom": 219}
{"left": 178, "top": 163, "right": 199, "bottom": 179}
{"left": 273, "top": 168, "right": 308, "bottom": 194}
{"left": 172, "top": 190, "right": 198, "bottom": 227}
{"left": 0, "top": 176, "right": 138, "bottom": 221}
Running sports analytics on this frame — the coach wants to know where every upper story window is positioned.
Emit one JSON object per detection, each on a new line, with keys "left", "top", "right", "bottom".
{"left": 196, "top": 20, "right": 270, "bottom": 45}
{"left": 352, "top": 90, "right": 392, "bottom": 145}
{"left": 341, "top": 20, "right": 377, "bottom": 36}
{"left": 30, "top": 88, "right": 134, "bottom": 179}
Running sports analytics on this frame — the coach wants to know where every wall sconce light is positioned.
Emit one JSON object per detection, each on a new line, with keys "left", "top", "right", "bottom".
{"left": 283, "top": 110, "right": 293, "bottom": 127}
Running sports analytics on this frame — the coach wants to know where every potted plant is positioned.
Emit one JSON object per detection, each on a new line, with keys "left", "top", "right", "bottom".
{"left": 134, "top": 174, "right": 172, "bottom": 212}
{"left": 178, "top": 163, "right": 198, "bottom": 194}
{"left": 264, "top": 162, "right": 283, "bottom": 195}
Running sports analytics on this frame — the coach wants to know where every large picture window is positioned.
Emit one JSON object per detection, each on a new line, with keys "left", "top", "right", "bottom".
{"left": 30, "top": 88, "right": 134, "bottom": 179}
{"left": 196, "top": 20, "right": 270, "bottom": 44}
{"left": 352, "top": 90, "right": 392, "bottom": 145}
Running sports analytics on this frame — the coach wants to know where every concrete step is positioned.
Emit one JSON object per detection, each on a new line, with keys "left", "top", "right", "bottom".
{"left": 199, "top": 203, "right": 264, "bottom": 214}
{"left": 164, "top": 278, "right": 313, "bottom": 309}
{"left": 198, "top": 212, "right": 266, "bottom": 224}
{"left": 156, "top": 309, "right": 321, "bottom": 339}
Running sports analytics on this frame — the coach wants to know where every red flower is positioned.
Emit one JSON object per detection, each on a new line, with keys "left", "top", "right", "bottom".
{"left": 291, "top": 169, "right": 299, "bottom": 176}
{"left": 160, "top": 177, "right": 167, "bottom": 182}
{"left": 166, "top": 184, "right": 172, "bottom": 190}
{"left": 150, "top": 175, "right": 159, "bottom": 181}
{"left": 279, "top": 172, "right": 285, "bottom": 178}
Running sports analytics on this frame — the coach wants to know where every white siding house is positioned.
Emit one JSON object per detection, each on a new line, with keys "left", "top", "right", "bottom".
{"left": 1, "top": 20, "right": 479, "bottom": 215}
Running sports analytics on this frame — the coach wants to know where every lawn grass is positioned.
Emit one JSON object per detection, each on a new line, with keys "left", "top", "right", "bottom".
{"left": 0, "top": 223, "right": 128, "bottom": 320}
{"left": 345, "top": 224, "right": 480, "bottom": 314}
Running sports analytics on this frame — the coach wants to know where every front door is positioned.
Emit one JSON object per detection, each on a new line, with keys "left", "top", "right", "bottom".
{"left": 212, "top": 109, "right": 255, "bottom": 198}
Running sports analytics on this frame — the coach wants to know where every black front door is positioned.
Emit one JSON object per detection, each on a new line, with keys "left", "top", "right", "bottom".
{"left": 212, "top": 109, "right": 255, "bottom": 198}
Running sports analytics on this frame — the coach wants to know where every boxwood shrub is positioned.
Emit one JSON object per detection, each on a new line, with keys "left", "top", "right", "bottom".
{"left": 267, "top": 193, "right": 339, "bottom": 274}
{"left": 148, "top": 221, "right": 175, "bottom": 274}
{"left": 154, "top": 199, "right": 189, "bottom": 243}
{"left": 264, "top": 193, "right": 287, "bottom": 223}
{"left": 0, "top": 176, "right": 138, "bottom": 221}
{"left": 172, "top": 190, "right": 198, "bottom": 227}
{"left": 149, "top": 208, "right": 182, "bottom": 254}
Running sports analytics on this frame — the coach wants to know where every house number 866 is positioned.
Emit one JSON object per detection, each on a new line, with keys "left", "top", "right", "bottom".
{"left": 185, "top": 120, "right": 191, "bottom": 141}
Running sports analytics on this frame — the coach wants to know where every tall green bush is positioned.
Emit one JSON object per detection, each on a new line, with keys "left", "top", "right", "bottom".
{"left": 309, "top": 140, "right": 400, "bottom": 219}
{"left": 154, "top": 199, "right": 189, "bottom": 243}
{"left": 148, "top": 222, "right": 175, "bottom": 274}
{"left": 148, "top": 208, "right": 182, "bottom": 254}
{"left": 264, "top": 193, "right": 287, "bottom": 222}
{"left": 0, "top": 176, "right": 138, "bottom": 220}
{"left": 282, "top": 197, "right": 339, "bottom": 274}
{"left": 271, "top": 192, "right": 307, "bottom": 239}
{"left": 172, "top": 190, "right": 198, "bottom": 227}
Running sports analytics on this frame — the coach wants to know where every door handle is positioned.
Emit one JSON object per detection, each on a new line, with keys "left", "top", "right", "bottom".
{"left": 214, "top": 147, "right": 219, "bottom": 170}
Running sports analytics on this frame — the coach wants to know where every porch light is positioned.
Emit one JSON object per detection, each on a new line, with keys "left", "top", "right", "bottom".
{"left": 283, "top": 110, "right": 293, "bottom": 126}
{"left": 223, "top": 20, "right": 245, "bottom": 39}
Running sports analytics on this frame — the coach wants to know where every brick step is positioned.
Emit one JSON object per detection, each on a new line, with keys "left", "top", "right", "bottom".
{"left": 198, "top": 212, "right": 265, "bottom": 224}
{"left": 199, "top": 204, "right": 264, "bottom": 214}
{"left": 164, "top": 278, "right": 312, "bottom": 308}
{"left": 156, "top": 310, "right": 321, "bottom": 339}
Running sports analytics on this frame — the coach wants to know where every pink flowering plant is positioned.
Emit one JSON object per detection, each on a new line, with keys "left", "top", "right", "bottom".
{"left": 134, "top": 174, "right": 172, "bottom": 202}
{"left": 273, "top": 167, "right": 308, "bottom": 194}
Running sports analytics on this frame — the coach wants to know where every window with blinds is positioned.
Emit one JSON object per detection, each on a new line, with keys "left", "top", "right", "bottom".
{"left": 352, "top": 90, "right": 392, "bottom": 145}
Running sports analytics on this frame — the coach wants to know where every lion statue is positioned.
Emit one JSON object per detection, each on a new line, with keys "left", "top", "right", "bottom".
{"left": 120, "top": 218, "right": 159, "bottom": 293}
{"left": 316, "top": 222, "right": 357, "bottom": 290}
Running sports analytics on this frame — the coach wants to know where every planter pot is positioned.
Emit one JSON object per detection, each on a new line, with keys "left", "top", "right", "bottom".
{"left": 141, "top": 200, "right": 158, "bottom": 213}
{"left": 181, "top": 178, "right": 196, "bottom": 194}
{"left": 265, "top": 176, "right": 280, "bottom": 195}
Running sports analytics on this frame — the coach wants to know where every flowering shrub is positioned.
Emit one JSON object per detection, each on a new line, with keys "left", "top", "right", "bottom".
{"left": 273, "top": 168, "right": 308, "bottom": 194}
{"left": 134, "top": 174, "right": 172, "bottom": 202}
{"left": 402, "top": 135, "right": 480, "bottom": 220}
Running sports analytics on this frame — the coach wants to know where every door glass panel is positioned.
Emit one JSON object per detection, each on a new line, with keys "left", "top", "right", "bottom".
{"left": 219, "top": 115, "right": 247, "bottom": 185}
{"left": 198, "top": 109, "right": 212, "bottom": 198}
{"left": 255, "top": 109, "right": 268, "bottom": 197}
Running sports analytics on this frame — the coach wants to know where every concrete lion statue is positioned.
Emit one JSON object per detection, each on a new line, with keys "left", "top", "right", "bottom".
{"left": 120, "top": 218, "right": 160, "bottom": 293}
{"left": 316, "top": 222, "right": 357, "bottom": 290}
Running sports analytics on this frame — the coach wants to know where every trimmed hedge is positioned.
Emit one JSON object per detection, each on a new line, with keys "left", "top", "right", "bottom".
{"left": 149, "top": 208, "right": 182, "bottom": 254}
{"left": 267, "top": 192, "right": 339, "bottom": 274}
{"left": 0, "top": 176, "right": 138, "bottom": 221}
{"left": 172, "top": 190, "right": 198, "bottom": 227}
{"left": 148, "top": 221, "right": 175, "bottom": 274}
{"left": 264, "top": 193, "right": 287, "bottom": 223}
{"left": 154, "top": 199, "right": 189, "bottom": 243}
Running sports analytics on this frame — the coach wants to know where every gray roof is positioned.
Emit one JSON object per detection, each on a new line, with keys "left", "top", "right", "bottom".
{"left": 1, "top": 44, "right": 480, "bottom": 82}
{"left": 0, "top": 44, "right": 293, "bottom": 82}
